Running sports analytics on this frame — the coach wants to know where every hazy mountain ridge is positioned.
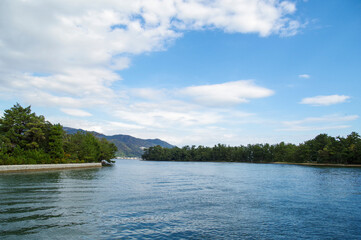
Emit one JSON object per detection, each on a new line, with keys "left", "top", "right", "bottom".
{"left": 63, "top": 127, "right": 174, "bottom": 157}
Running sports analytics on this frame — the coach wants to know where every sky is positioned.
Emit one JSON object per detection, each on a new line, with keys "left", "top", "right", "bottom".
{"left": 0, "top": 0, "right": 360, "bottom": 146}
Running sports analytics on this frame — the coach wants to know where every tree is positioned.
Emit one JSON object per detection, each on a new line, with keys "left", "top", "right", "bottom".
{"left": 99, "top": 138, "right": 117, "bottom": 161}
{"left": 0, "top": 103, "right": 48, "bottom": 150}
{"left": 141, "top": 132, "right": 361, "bottom": 165}
{"left": 47, "top": 124, "right": 65, "bottom": 159}
{"left": 0, "top": 103, "right": 118, "bottom": 164}
{"left": 64, "top": 132, "right": 117, "bottom": 162}
{"left": 337, "top": 132, "right": 361, "bottom": 164}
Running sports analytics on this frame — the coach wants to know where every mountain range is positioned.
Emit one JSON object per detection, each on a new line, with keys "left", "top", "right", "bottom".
{"left": 63, "top": 127, "right": 174, "bottom": 157}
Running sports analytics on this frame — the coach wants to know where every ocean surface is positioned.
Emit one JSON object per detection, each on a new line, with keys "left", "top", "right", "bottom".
{"left": 1, "top": 159, "right": 360, "bottom": 239}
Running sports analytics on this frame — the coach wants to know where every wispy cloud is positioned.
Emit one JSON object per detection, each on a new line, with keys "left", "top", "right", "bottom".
{"left": 300, "top": 95, "right": 350, "bottom": 106}
{"left": 60, "top": 108, "right": 92, "bottom": 117}
{"left": 130, "top": 88, "right": 168, "bottom": 101}
{"left": 49, "top": 79, "right": 263, "bottom": 145}
{"left": 180, "top": 80, "right": 274, "bottom": 107}
{"left": 281, "top": 125, "right": 351, "bottom": 132}
{"left": 283, "top": 115, "right": 359, "bottom": 125}
{"left": 298, "top": 74, "right": 310, "bottom": 79}
{"left": 279, "top": 114, "right": 359, "bottom": 132}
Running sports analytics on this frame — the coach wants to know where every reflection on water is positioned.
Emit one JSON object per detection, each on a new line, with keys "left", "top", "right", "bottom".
{"left": 1, "top": 160, "right": 361, "bottom": 239}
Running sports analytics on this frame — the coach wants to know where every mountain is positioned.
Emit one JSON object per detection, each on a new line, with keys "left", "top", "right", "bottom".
{"left": 63, "top": 127, "right": 174, "bottom": 157}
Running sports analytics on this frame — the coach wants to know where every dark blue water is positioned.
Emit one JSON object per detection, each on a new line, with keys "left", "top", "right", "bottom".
{"left": 1, "top": 160, "right": 360, "bottom": 239}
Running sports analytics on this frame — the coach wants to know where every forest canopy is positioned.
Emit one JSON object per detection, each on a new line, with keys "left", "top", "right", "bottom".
{"left": 142, "top": 132, "right": 361, "bottom": 164}
{"left": 0, "top": 103, "right": 117, "bottom": 165}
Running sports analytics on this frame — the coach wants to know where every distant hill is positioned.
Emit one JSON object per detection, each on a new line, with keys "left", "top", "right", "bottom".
{"left": 63, "top": 127, "right": 174, "bottom": 157}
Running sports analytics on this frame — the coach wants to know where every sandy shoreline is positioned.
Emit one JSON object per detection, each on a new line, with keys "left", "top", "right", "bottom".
{"left": 273, "top": 162, "right": 361, "bottom": 168}
{"left": 0, "top": 163, "right": 102, "bottom": 173}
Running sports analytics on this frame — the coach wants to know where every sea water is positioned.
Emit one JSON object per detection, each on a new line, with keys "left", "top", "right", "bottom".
{"left": 1, "top": 160, "right": 360, "bottom": 239}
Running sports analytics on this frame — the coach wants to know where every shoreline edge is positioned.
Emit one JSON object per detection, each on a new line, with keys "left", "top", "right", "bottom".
{"left": 0, "top": 163, "right": 102, "bottom": 173}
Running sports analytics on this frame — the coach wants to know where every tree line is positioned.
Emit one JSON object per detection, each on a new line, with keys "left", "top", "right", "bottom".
{"left": 0, "top": 103, "right": 117, "bottom": 165}
{"left": 142, "top": 132, "right": 361, "bottom": 164}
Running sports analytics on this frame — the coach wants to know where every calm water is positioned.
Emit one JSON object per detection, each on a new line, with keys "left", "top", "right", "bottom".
{"left": 1, "top": 160, "right": 360, "bottom": 240}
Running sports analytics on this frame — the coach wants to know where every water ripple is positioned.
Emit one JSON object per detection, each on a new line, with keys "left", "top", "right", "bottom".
{"left": 1, "top": 160, "right": 361, "bottom": 239}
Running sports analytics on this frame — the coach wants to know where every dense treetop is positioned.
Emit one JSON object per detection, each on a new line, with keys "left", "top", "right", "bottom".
{"left": 142, "top": 132, "right": 361, "bottom": 164}
{"left": 0, "top": 103, "right": 117, "bottom": 165}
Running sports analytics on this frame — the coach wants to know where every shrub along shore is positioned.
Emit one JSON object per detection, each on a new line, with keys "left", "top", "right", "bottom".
{"left": 0, "top": 103, "right": 117, "bottom": 165}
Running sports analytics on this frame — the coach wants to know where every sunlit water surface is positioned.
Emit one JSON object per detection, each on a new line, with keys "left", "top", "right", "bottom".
{"left": 1, "top": 160, "right": 361, "bottom": 239}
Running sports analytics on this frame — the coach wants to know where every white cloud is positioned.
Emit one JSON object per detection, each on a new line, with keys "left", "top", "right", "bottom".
{"left": 173, "top": 0, "right": 299, "bottom": 36}
{"left": 113, "top": 104, "right": 223, "bottom": 128}
{"left": 100, "top": 81, "right": 265, "bottom": 145}
{"left": 180, "top": 80, "right": 274, "bottom": 106}
{"left": 130, "top": 80, "right": 274, "bottom": 107}
{"left": 0, "top": 0, "right": 300, "bottom": 72}
{"left": 107, "top": 121, "right": 145, "bottom": 130}
{"left": 0, "top": 0, "right": 298, "bottom": 111}
{"left": 284, "top": 115, "right": 359, "bottom": 125}
{"left": 130, "top": 88, "right": 168, "bottom": 101}
{"left": 283, "top": 115, "right": 359, "bottom": 125}
{"left": 0, "top": 0, "right": 303, "bottom": 146}
{"left": 110, "top": 57, "right": 131, "bottom": 70}
{"left": 279, "top": 114, "right": 359, "bottom": 132}
{"left": 300, "top": 95, "right": 350, "bottom": 106}
{"left": 0, "top": 68, "right": 120, "bottom": 109}
{"left": 61, "top": 108, "right": 92, "bottom": 117}
{"left": 281, "top": 125, "right": 351, "bottom": 132}
{"left": 298, "top": 74, "right": 310, "bottom": 79}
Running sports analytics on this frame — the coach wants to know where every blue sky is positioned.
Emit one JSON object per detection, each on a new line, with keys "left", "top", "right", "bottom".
{"left": 0, "top": 0, "right": 360, "bottom": 146}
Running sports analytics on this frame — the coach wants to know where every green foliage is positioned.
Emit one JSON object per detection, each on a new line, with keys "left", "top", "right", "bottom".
{"left": 99, "top": 138, "right": 117, "bottom": 161}
{"left": 64, "top": 132, "right": 101, "bottom": 162}
{"left": 0, "top": 103, "right": 41, "bottom": 149}
{"left": 48, "top": 124, "right": 65, "bottom": 159}
{"left": 142, "top": 132, "right": 361, "bottom": 164}
{"left": 0, "top": 103, "right": 117, "bottom": 165}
